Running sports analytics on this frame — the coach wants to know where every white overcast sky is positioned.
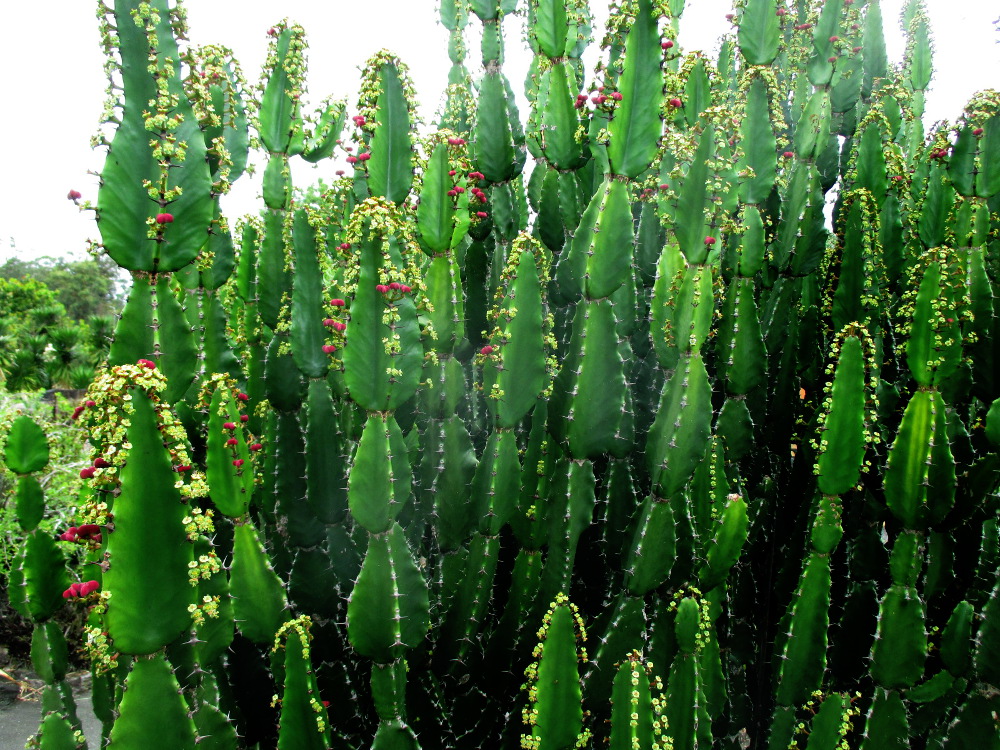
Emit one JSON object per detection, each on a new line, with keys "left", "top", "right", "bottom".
{"left": 1, "top": 0, "right": 997, "bottom": 263}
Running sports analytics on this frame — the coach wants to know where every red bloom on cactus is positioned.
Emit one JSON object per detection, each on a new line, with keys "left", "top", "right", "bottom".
{"left": 77, "top": 524, "right": 100, "bottom": 538}
{"left": 94, "top": 457, "right": 110, "bottom": 468}
{"left": 669, "top": 98, "right": 683, "bottom": 108}
{"left": 469, "top": 172, "right": 484, "bottom": 180}
{"left": 138, "top": 358, "right": 156, "bottom": 369}
{"left": 226, "top": 438, "right": 238, "bottom": 446}
{"left": 827, "top": 56, "right": 837, "bottom": 63}
{"left": 333, "top": 321, "right": 347, "bottom": 332}
{"left": 237, "top": 393, "right": 249, "bottom": 401}
{"left": 828, "top": 36, "right": 839, "bottom": 42}
{"left": 267, "top": 27, "right": 277, "bottom": 36}
{"left": 86, "top": 400, "right": 96, "bottom": 407}
{"left": 611, "top": 92, "right": 623, "bottom": 101}
{"left": 447, "top": 189, "right": 457, "bottom": 197}
{"left": 776, "top": 7, "right": 787, "bottom": 15}
{"left": 71, "top": 406, "right": 85, "bottom": 420}
{"left": 155, "top": 213, "right": 174, "bottom": 224}
{"left": 250, "top": 443, "right": 263, "bottom": 451}
{"left": 331, "top": 299, "right": 345, "bottom": 306}
{"left": 481, "top": 345, "right": 494, "bottom": 355}
{"left": 176, "top": 465, "right": 192, "bottom": 473}
{"left": 389, "top": 282, "right": 401, "bottom": 291}
{"left": 322, "top": 344, "right": 337, "bottom": 354}
{"left": 661, "top": 40, "right": 674, "bottom": 49}
{"left": 399, "top": 285, "right": 411, "bottom": 294}
{"left": 346, "top": 156, "right": 358, "bottom": 164}
{"left": 79, "top": 581, "right": 100, "bottom": 596}
{"left": 704, "top": 236, "right": 717, "bottom": 245}
{"left": 67, "top": 189, "right": 82, "bottom": 201}
{"left": 783, "top": 151, "right": 794, "bottom": 158}
{"left": 63, "top": 581, "right": 99, "bottom": 599}
{"left": 376, "top": 284, "right": 389, "bottom": 293}
{"left": 973, "top": 127, "right": 984, "bottom": 136}
{"left": 476, "top": 211, "right": 489, "bottom": 218}
{"left": 352, "top": 115, "right": 366, "bottom": 126}
{"left": 240, "top": 414, "right": 249, "bottom": 422}
{"left": 233, "top": 459, "right": 245, "bottom": 468}
{"left": 80, "top": 467, "right": 96, "bottom": 479}
{"left": 359, "top": 152, "right": 371, "bottom": 161}
{"left": 60, "top": 527, "right": 79, "bottom": 542}
{"left": 223, "top": 422, "right": 237, "bottom": 430}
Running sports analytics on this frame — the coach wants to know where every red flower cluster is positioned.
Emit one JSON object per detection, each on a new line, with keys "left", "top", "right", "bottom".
{"left": 63, "top": 580, "right": 100, "bottom": 599}
{"left": 60, "top": 524, "right": 102, "bottom": 544}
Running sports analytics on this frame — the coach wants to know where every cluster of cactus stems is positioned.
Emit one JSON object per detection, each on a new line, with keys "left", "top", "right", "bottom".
{"left": 5, "top": 0, "right": 1000, "bottom": 747}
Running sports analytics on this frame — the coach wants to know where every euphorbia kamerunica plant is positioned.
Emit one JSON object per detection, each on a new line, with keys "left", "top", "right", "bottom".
{"left": 7, "top": 0, "right": 1000, "bottom": 747}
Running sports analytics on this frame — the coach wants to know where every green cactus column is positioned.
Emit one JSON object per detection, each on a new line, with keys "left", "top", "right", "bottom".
{"left": 74, "top": 363, "right": 212, "bottom": 748}
{"left": 771, "top": 329, "right": 875, "bottom": 746}
{"left": 520, "top": 595, "right": 591, "bottom": 750}
{"left": 438, "top": 232, "right": 551, "bottom": 670}
{"left": 4, "top": 416, "right": 88, "bottom": 748}
{"left": 339, "top": 198, "right": 429, "bottom": 748}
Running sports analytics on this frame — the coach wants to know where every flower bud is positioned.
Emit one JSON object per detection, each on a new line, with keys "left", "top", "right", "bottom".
{"left": 79, "top": 581, "right": 100, "bottom": 597}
